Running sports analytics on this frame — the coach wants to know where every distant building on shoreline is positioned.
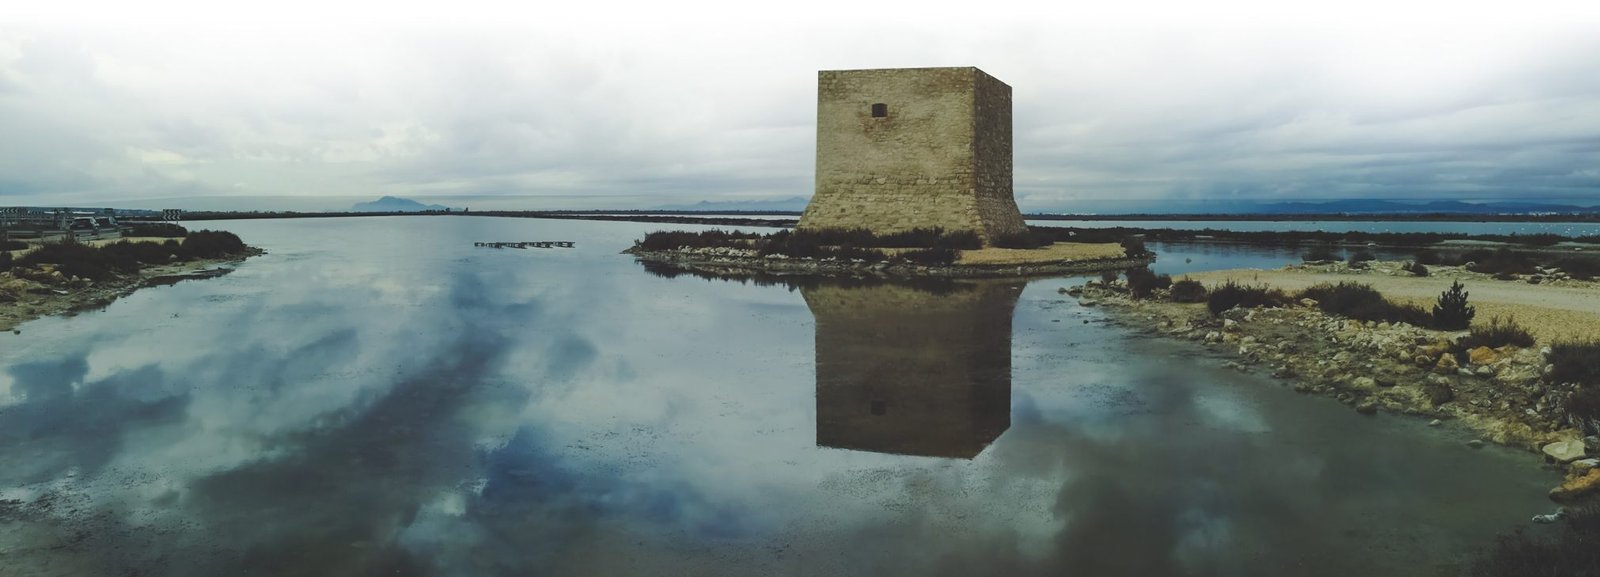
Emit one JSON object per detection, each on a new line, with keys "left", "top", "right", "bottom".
{"left": 798, "top": 67, "right": 1030, "bottom": 244}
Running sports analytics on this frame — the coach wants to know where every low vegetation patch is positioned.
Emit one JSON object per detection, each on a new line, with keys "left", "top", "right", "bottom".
{"left": 1, "top": 239, "right": 26, "bottom": 251}
{"left": 1119, "top": 237, "right": 1148, "bottom": 257}
{"left": 1206, "top": 281, "right": 1289, "bottom": 315}
{"left": 1549, "top": 339, "right": 1600, "bottom": 387}
{"left": 1123, "top": 266, "right": 1172, "bottom": 299}
{"left": 1462, "top": 248, "right": 1538, "bottom": 276}
{"left": 1168, "top": 278, "right": 1207, "bottom": 303}
{"left": 1459, "top": 316, "right": 1537, "bottom": 349}
{"left": 13, "top": 231, "right": 250, "bottom": 281}
{"left": 1296, "top": 282, "right": 1432, "bottom": 327}
{"left": 636, "top": 229, "right": 765, "bottom": 251}
{"left": 1555, "top": 257, "right": 1600, "bottom": 280}
{"left": 989, "top": 230, "right": 1051, "bottom": 249}
{"left": 124, "top": 222, "right": 189, "bottom": 237}
{"left": 1566, "top": 387, "right": 1600, "bottom": 436}
{"left": 1401, "top": 261, "right": 1430, "bottom": 276}
{"left": 1469, "top": 506, "right": 1600, "bottom": 577}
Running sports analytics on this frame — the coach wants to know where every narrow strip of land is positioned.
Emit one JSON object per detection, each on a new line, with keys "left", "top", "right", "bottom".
{"left": 1187, "top": 267, "right": 1600, "bottom": 342}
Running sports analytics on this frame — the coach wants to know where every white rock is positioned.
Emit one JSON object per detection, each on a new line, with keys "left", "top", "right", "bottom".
{"left": 1543, "top": 440, "right": 1588, "bottom": 463}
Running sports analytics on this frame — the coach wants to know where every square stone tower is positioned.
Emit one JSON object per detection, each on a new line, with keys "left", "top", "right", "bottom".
{"left": 798, "top": 67, "right": 1029, "bottom": 243}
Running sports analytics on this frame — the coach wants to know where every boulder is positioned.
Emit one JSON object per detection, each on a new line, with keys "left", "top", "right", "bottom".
{"left": 1424, "top": 379, "right": 1455, "bottom": 406}
{"left": 1573, "top": 459, "right": 1599, "bottom": 474}
{"left": 1543, "top": 440, "right": 1588, "bottom": 464}
{"left": 1434, "top": 354, "right": 1460, "bottom": 375}
{"left": 1356, "top": 400, "right": 1378, "bottom": 415}
{"left": 1350, "top": 377, "right": 1378, "bottom": 391}
{"left": 1468, "top": 346, "right": 1499, "bottom": 366}
{"left": 1550, "top": 469, "right": 1600, "bottom": 503}
{"left": 1300, "top": 298, "right": 1318, "bottom": 308}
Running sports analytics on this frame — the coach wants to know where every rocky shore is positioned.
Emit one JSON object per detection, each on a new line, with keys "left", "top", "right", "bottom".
{"left": 0, "top": 247, "right": 263, "bottom": 332}
{"left": 1067, "top": 274, "right": 1600, "bottom": 505}
{"left": 627, "top": 245, "right": 1154, "bottom": 279}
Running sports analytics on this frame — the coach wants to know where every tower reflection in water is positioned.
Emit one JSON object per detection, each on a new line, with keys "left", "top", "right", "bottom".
{"left": 802, "top": 280, "right": 1023, "bottom": 459}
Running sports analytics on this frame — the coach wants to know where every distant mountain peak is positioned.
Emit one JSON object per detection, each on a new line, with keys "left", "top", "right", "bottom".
{"left": 351, "top": 196, "right": 452, "bottom": 213}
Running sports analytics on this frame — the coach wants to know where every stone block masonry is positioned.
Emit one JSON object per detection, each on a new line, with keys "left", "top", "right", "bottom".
{"left": 799, "top": 67, "right": 1029, "bottom": 243}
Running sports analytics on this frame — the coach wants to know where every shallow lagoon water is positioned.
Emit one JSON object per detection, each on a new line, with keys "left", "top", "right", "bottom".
{"left": 0, "top": 217, "right": 1560, "bottom": 576}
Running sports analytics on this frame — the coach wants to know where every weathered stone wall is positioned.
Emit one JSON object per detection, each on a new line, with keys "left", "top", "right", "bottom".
{"left": 799, "top": 67, "right": 1029, "bottom": 243}
{"left": 972, "top": 69, "right": 1029, "bottom": 239}
{"left": 804, "top": 281, "right": 1017, "bottom": 458}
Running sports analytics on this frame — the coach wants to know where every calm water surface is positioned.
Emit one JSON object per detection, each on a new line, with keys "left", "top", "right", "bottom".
{"left": 0, "top": 217, "right": 1559, "bottom": 576}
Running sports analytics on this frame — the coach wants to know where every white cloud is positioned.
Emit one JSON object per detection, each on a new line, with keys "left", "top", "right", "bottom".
{"left": 2, "top": 3, "right": 1598, "bottom": 210}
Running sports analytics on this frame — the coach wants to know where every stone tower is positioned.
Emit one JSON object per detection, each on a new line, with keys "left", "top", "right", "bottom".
{"left": 798, "top": 67, "right": 1029, "bottom": 243}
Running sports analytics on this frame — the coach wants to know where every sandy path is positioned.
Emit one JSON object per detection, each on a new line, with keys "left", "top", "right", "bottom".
{"left": 958, "top": 242, "right": 1125, "bottom": 265}
{"left": 1187, "top": 268, "right": 1600, "bottom": 342}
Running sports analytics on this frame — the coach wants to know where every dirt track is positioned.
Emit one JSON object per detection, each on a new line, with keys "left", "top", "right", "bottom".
{"left": 1188, "top": 265, "right": 1600, "bottom": 342}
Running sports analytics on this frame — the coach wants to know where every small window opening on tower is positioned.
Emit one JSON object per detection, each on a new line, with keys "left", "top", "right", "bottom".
{"left": 871, "top": 103, "right": 888, "bottom": 118}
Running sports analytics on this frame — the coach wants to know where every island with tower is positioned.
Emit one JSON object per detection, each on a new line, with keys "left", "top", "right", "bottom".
{"left": 628, "top": 66, "right": 1151, "bottom": 278}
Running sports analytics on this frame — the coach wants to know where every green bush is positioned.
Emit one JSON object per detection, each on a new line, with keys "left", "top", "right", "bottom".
{"left": 1413, "top": 249, "right": 1441, "bottom": 265}
{"left": 1207, "top": 281, "right": 1288, "bottom": 315}
{"left": 1460, "top": 316, "right": 1536, "bottom": 349}
{"left": 1120, "top": 237, "right": 1148, "bottom": 257}
{"left": 990, "top": 230, "right": 1051, "bottom": 249}
{"left": 18, "top": 240, "right": 124, "bottom": 280}
{"left": 1124, "top": 266, "right": 1171, "bottom": 299}
{"left": 1100, "top": 269, "right": 1119, "bottom": 284}
{"left": 1549, "top": 340, "right": 1600, "bottom": 387}
{"left": 1567, "top": 387, "right": 1600, "bottom": 436}
{"left": 1401, "top": 261, "right": 1430, "bottom": 277}
{"left": 1169, "top": 278, "right": 1207, "bottom": 303}
{"left": 1297, "top": 282, "right": 1432, "bottom": 326}
{"left": 636, "top": 229, "right": 764, "bottom": 251}
{"left": 125, "top": 222, "right": 188, "bottom": 237}
{"left": 0, "top": 239, "right": 26, "bottom": 251}
{"left": 1555, "top": 257, "right": 1600, "bottom": 280}
{"left": 1433, "top": 281, "right": 1476, "bottom": 330}
{"left": 179, "top": 230, "right": 248, "bottom": 259}
{"left": 1466, "top": 248, "right": 1538, "bottom": 275}
{"left": 0, "top": 251, "right": 11, "bottom": 272}
{"left": 896, "top": 247, "right": 958, "bottom": 266}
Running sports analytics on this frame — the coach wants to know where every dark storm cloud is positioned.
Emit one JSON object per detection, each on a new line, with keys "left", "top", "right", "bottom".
{"left": 1, "top": 17, "right": 1596, "bottom": 209}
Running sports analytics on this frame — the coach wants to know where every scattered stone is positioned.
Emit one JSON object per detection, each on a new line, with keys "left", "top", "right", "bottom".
{"left": 1468, "top": 346, "right": 1500, "bottom": 365}
{"left": 1350, "top": 377, "right": 1377, "bottom": 391}
{"left": 1532, "top": 508, "right": 1567, "bottom": 524}
{"left": 1356, "top": 400, "right": 1378, "bottom": 415}
{"left": 1299, "top": 298, "right": 1318, "bottom": 308}
{"left": 1543, "top": 440, "right": 1588, "bottom": 464}
{"left": 1434, "top": 354, "right": 1460, "bottom": 375}
{"left": 1424, "top": 379, "right": 1455, "bottom": 406}
{"left": 1467, "top": 439, "right": 1485, "bottom": 449}
{"left": 1572, "top": 459, "right": 1600, "bottom": 474}
{"left": 1079, "top": 299, "right": 1098, "bottom": 307}
{"left": 1428, "top": 419, "right": 1442, "bottom": 427}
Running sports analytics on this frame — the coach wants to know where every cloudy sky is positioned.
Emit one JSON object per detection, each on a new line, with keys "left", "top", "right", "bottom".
{"left": 3, "top": 1, "right": 1598, "bottom": 211}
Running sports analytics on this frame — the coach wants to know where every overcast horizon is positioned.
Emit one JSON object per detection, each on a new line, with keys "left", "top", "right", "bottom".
{"left": 4, "top": 1, "right": 1599, "bottom": 212}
